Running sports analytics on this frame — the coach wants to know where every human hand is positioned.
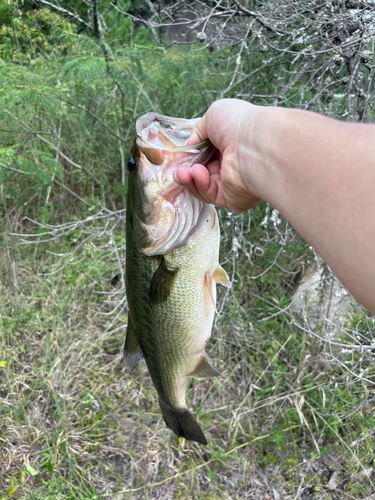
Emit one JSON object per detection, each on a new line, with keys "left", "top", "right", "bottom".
{"left": 173, "top": 99, "right": 263, "bottom": 213}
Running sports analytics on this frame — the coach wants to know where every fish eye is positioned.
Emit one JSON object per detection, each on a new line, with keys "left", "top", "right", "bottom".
{"left": 127, "top": 155, "right": 136, "bottom": 173}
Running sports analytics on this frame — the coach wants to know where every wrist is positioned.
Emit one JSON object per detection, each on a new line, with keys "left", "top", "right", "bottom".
{"left": 237, "top": 104, "right": 280, "bottom": 203}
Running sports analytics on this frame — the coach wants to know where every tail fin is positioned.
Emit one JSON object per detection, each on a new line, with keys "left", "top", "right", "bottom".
{"left": 159, "top": 398, "right": 207, "bottom": 445}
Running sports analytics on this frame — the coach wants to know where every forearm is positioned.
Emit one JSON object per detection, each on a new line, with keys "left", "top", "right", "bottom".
{"left": 246, "top": 107, "right": 375, "bottom": 313}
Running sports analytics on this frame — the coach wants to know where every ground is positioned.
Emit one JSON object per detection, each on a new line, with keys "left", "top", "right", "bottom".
{"left": 1, "top": 211, "right": 375, "bottom": 500}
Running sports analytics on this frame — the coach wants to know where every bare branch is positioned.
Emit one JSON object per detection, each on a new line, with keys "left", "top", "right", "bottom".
{"left": 32, "top": 0, "right": 92, "bottom": 31}
{"left": 231, "top": 0, "right": 290, "bottom": 35}
{"left": 273, "top": 46, "right": 329, "bottom": 106}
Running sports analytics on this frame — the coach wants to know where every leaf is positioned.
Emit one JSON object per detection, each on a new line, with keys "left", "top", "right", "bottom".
{"left": 24, "top": 461, "right": 38, "bottom": 476}
{"left": 7, "top": 486, "right": 18, "bottom": 496}
{"left": 19, "top": 470, "right": 26, "bottom": 485}
{"left": 327, "top": 471, "right": 339, "bottom": 490}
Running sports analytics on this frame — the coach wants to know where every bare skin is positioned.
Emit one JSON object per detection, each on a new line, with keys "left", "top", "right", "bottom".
{"left": 173, "top": 99, "right": 375, "bottom": 314}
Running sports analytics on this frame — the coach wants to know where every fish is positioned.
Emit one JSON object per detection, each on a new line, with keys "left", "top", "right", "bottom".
{"left": 124, "top": 112, "right": 231, "bottom": 445}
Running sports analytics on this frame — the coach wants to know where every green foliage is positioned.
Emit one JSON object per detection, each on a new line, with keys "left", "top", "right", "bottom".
{"left": 104, "top": 0, "right": 135, "bottom": 48}
{"left": 0, "top": 1, "right": 13, "bottom": 25}
{"left": 0, "top": 5, "right": 228, "bottom": 218}
{"left": 0, "top": 2, "right": 74, "bottom": 63}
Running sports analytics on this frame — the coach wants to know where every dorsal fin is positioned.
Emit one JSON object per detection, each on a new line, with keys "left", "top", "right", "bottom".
{"left": 123, "top": 316, "right": 143, "bottom": 372}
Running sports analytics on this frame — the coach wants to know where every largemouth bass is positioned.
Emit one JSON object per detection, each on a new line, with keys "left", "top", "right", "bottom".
{"left": 124, "top": 113, "right": 230, "bottom": 445}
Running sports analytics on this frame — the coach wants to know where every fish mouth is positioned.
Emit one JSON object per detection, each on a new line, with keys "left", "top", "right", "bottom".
{"left": 136, "top": 113, "right": 214, "bottom": 169}
{"left": 136, "top": 113, "right": 199, "bottom": 148}
{"left": 133, "top": 114, "right": 215, "bottom": 256}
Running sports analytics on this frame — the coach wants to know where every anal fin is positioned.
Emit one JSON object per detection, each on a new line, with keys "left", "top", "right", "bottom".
{"left": 191, "top": 354, "right": 220, "bottom": 379}
{"left": 123, "top": 315, "right": 143, "bottom": 372}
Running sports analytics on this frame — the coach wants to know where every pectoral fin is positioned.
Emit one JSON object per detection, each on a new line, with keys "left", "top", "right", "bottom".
{"left": 123, "top": 316, "right": 143, "bottom": 372}
{"left": 205, "top": 271, "right": 216, "bottom": 308}
{"left": 149, "top": 257, "right": 179, "bottom": 305}
{"left": 191, "top": 354, "right": 221, "bottom": 379}
{"left": 213, "top": 265, "right": 231, "bottom": 288}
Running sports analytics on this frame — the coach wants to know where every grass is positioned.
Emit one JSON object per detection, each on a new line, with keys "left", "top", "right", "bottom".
{"left": 1, "top": 206, "right": 375, "bottom": 500}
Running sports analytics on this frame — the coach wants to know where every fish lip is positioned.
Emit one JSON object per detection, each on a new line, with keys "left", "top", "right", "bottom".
{"left": 136, "top": 112, "right": 199, "bottom": 137}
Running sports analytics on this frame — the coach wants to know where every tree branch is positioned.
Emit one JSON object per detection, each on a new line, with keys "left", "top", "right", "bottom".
{"left": 5, "top": 110, "right": 108, "bottom": 204}
{"left": 32, "top": 0, "right": 92, "bottom": 31}
{"left": 0, "top": 163, "right": 91, "bottom": 206}
{"left": 231, "top": 0, "right": 290, "bottom": 35}
{"left": 273, "top": 46, "right": 329, "bottom": 106}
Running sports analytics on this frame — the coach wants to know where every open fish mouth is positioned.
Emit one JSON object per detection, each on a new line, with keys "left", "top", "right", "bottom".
{"left": 136, "top": 113, "right": 214, "bottom": 171}
{"left": 133, "top": 113, "right": 215, "bottom": 256}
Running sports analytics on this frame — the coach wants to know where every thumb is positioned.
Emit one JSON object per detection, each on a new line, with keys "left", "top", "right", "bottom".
{"left": 185, "top": 113, "right": 209, "bottom": 146}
